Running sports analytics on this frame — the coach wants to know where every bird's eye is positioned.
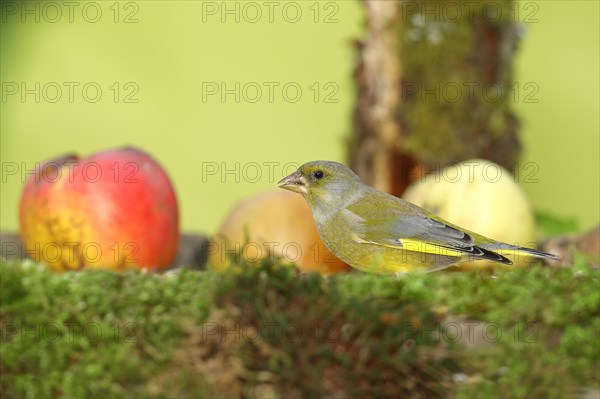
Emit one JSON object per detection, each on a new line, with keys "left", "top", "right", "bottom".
{"left": 314, "top": 170, "right": 324, "bottom": 179}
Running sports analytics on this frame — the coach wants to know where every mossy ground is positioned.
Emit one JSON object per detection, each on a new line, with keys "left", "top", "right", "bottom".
{"left": 1, "top": 255, "right": 598, "bottom": 398}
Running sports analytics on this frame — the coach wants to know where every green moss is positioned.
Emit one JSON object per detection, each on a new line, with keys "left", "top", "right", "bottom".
{"left": 399, "top": 0, "right": 520, "bottom": 166}
{"left": 435, "top": 259, "right": 600, "bottom": 398}
{"left": 0, "top": 261, "right": 216, "bottom": 398}
{"left": 1, "top": 256, "right": 598, "bottom": 398}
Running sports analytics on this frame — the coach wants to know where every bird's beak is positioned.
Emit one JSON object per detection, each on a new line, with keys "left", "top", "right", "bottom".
{"left": 278, "top": 170, "right": 308, "bottom": 194}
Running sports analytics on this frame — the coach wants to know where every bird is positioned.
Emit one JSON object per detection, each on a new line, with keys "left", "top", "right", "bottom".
{"left": 278, "top": 161, "right": 560, "bottom": 275}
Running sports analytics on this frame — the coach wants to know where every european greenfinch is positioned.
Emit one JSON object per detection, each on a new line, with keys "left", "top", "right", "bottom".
{"left": 278, "top": 161, "right": 560, "bottom": 275}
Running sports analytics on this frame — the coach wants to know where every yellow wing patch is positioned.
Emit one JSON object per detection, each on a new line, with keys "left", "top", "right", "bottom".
{"left": 397, "top": 238, "right": 465, "bottom": 257}
{"left": 351, "top": 234, "right": 464, "bottom": 257}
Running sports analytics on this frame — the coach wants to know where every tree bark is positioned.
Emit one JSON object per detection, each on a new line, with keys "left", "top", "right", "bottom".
{"left": 350, "top": 0, "right": 521, "bottom": 196}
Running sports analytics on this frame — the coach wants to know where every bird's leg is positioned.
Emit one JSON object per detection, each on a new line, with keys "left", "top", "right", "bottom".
{"left": 394, "top": 271, "right": 409, "bottom": 279}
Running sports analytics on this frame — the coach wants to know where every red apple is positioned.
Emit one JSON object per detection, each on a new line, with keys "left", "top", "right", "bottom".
{"left": 19, "top": 147, "right": 179, "bottom": 272}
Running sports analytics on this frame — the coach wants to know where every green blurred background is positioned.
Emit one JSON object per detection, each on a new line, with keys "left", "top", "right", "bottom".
{"left": 1, "top": 0, "right": 598, "bottom": 235}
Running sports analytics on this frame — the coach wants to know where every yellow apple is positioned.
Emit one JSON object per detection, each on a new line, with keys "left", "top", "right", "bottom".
{"left": 403, "top": 159, "right": 537, "bottom": 268}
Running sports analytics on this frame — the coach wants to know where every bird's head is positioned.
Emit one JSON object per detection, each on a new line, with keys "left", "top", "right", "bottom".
{"left": 278, "top": 161, "right": 361, "bottom": 208}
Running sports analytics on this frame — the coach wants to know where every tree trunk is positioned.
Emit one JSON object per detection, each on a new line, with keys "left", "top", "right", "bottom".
{"left": 350, "top": 0, "right": 521, "bottom": 197}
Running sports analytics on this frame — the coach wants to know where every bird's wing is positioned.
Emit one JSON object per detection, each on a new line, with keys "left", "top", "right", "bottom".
{"left": 344, "top": 191, "right": 511, "bottom": 264}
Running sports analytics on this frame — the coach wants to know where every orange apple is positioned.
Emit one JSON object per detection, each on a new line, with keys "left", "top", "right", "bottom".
{"left": 209, "top": 189, "right": 350, "bottom": 275}
{"left": 19, "top": 147, "right": 179, "bottom": 272}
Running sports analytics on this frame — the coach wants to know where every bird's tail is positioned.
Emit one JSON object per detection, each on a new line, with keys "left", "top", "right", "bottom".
{"left": 481, "top": 243, "right": 562, "bottom": 262}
